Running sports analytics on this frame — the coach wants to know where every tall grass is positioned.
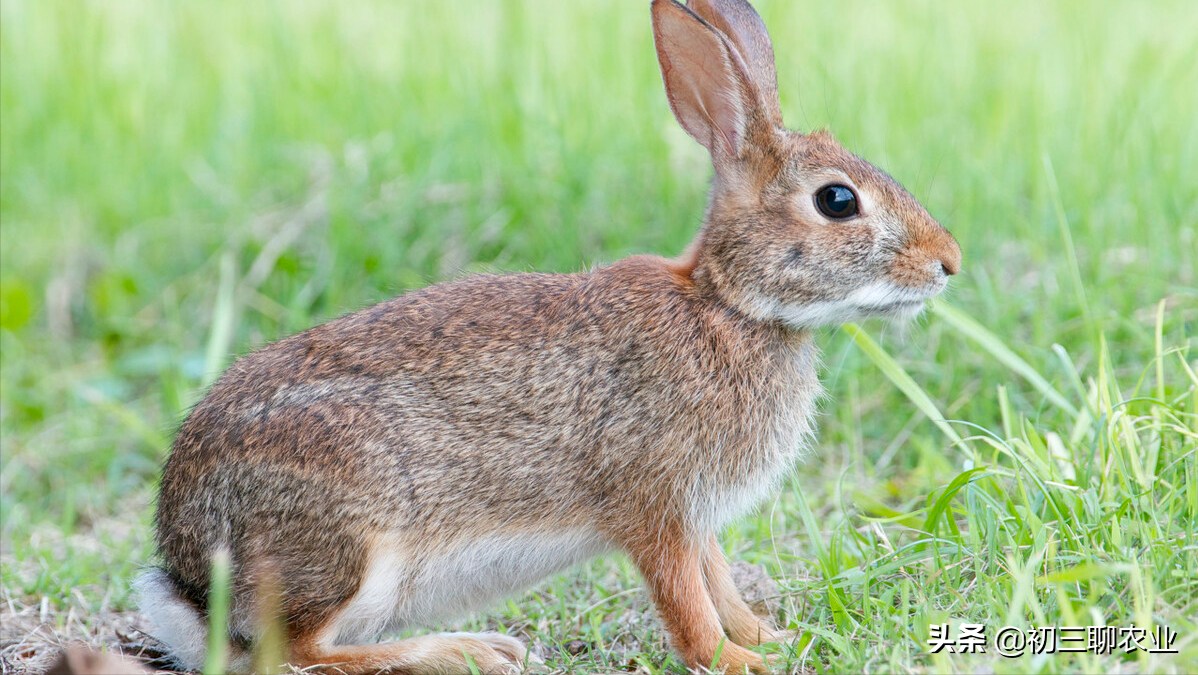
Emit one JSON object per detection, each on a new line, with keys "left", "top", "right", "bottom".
{"left": 1, "top": 0, "right": 1195, "bottom": 672}
{"left": 802, "top": 308, "right": 1197, "bottom": 672}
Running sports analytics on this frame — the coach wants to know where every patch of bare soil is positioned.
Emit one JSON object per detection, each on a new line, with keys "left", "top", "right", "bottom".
{"left": 0, "top": 596, "right": 176, "bottom": 675}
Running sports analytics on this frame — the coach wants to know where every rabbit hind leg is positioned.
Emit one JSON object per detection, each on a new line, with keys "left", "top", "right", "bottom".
{"left": 286, "top": 545, "right": 532, "bottom": 674}
{"left": 290, "top": 632, "right": 531, "bottom": 675}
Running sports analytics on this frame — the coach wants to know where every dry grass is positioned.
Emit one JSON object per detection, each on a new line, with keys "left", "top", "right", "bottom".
{"left": 0, "top": 597, "right": 174, "bottom": 674}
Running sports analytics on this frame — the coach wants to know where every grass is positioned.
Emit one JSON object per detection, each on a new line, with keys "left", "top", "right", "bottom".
{"left": 1, "top": 0, "right": 1196, "bottom": 672}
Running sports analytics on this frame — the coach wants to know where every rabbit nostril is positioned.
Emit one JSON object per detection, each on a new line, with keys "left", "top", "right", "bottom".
{"left": 938, "top": 238, "right": 962, "bottom": 276}
{"left": 939, "top": 250, "right": 961, "bottom": 276}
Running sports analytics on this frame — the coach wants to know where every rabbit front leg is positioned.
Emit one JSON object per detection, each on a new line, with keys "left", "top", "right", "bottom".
{"left": 701, "top": 535, "right": 793, "bottom": 648}
{"left": 630, "top": 535, "right": 772, "bottom": 674}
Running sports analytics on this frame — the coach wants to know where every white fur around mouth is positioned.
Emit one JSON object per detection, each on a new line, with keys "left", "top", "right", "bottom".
{"left": 759, "top": 281, "right": 934, "bottom": 329}
{"left": 845, "top": 281, "right": 933, "bottom": 308}
{"left": 860, "top": 298, "right": 924, "bottom": 314}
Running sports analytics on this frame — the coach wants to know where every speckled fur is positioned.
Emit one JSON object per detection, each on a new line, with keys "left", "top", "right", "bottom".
{"left": 142, "top": 1, "right": 960, "bottom": 673}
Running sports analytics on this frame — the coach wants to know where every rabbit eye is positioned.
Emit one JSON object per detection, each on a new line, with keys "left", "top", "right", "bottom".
{"left": 815, "top": 184, "right": 859, "bottom": 220}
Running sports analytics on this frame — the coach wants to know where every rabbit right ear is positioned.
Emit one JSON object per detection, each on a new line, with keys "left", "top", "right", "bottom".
{"left": 651, "top": 0, "right": 761, "bottom": 161}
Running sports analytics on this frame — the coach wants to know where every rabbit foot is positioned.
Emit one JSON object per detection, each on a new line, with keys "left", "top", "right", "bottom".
{"left": 433, "top": 632, "right": 535, "bottom": 674}
{"left": 739, "top": 623, "right": 796, "bottom": 647}
{"left": 291, "top": 632, "right": 534, "bottom": 675}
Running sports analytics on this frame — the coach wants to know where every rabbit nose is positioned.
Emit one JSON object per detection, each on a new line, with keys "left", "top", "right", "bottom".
{"left": 935, "top": 234, "right": 962, "bottom": 276}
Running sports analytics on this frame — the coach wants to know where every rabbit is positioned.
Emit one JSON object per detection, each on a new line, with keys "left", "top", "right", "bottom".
{"left": 136, "top": 0, "right": 961, "bottom": 673}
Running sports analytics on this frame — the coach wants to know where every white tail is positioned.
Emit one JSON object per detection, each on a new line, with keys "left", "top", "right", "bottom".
{"left": 133, "top": 568, "right": 212, "bottom": 672}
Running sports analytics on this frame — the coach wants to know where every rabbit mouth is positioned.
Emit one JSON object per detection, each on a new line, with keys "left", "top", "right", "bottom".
{"left": 846, "top": 281, "right": 938, "bottom": 323}
{"left": 757, "top": 288, "right": 931, "bottom": 329}
{"left": 751, "top": 281, "right": 939, "bottom": 329}
{"left": 859, "top": 298, "right": 926, "bottom": 313}
{"left": 846, "top": 281, "right": 935, "bottom": 310}
{"left": 861, "top": 298, "right": 928, "bottom": 321}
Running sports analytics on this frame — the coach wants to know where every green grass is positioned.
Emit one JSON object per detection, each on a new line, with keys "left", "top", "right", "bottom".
{"left": 2, "top": 0, "right": 1196, "bottom": 672}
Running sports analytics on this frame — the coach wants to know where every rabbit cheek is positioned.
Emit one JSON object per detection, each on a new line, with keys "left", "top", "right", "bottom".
{"left": 794, "top": 226, "right": 878, "bottom": 296}
{"left": 833, "top": 225, "right": 879, "bottom": 274}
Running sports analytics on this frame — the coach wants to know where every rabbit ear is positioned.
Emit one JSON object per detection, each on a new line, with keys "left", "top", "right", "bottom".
{"left": 686, "top": 0, "right": 782, "bottom": 127}
{"left": 651, "top": 0, "right": 760, "bottom": 160}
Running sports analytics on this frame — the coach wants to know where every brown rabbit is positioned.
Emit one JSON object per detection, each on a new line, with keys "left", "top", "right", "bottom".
{"left": 137, "top": 0, "right": 961, "bottom": 673}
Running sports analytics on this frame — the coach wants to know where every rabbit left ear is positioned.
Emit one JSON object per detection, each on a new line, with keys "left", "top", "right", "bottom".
{"left": 687, "top": 0, "right": 782, "bottom": 127}
{"left": 651, "top": 0, "right": 759, "bottom": 160}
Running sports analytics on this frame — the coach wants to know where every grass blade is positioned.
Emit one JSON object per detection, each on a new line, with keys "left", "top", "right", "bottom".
{"left": 843, "top": 323, "right": 963, "bottom": 447}
{"left": 923, "top": 466, "right": 988, "bottom": 536}
{"left": 1042, "top": 153, "right": 1097, "bottom": 343}
{"left": 1155, "top": 299, "right": 1166, "bottom": 403}
{"left": 204, "top": 550, "right": 232, "bottom": 675}
{"left": 932, "top": 299, "right": 1079, "bottom": 419}
{"left": 202, "top": 252, "right": 237, "bottom": 389}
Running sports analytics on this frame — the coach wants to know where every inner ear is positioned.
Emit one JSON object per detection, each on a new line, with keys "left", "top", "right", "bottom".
{"left": 687, "top": 0, "right": 783, "bottom": 126}
{"left": 652, "top": 0, "right": 759, "bottom": 159}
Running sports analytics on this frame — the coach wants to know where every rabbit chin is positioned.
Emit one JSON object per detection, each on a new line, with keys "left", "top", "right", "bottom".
{"left": 755, "top": 281, "right": 933, "bottom": 330}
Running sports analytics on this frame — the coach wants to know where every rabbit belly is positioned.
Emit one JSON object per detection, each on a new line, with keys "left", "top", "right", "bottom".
{"left": 322, "top": 528, "right": 609, "bottom": 645}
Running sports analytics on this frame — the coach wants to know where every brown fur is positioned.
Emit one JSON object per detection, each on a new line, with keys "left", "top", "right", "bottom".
{"left": 143, "top": 1, "right": 960, "bottom": 673}
{"left": 629, "top": 534, "right": 770, "bottom": 673}
{"left": 702, "top": 535, "right": 787, "bottom": 648}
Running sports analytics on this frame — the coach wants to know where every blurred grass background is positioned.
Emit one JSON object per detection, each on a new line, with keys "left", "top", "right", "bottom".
{"left": 1, "top": 0, "right": 1196, "bottom": 673}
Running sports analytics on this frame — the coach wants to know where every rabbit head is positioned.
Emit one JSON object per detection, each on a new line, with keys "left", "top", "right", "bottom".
{"left": 654, "top": 0, "right": 961, "bottom": 329}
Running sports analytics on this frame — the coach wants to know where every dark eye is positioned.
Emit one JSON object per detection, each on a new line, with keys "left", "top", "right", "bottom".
{"left": 814, "top": 184, "right": 859, "bottom": 220}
